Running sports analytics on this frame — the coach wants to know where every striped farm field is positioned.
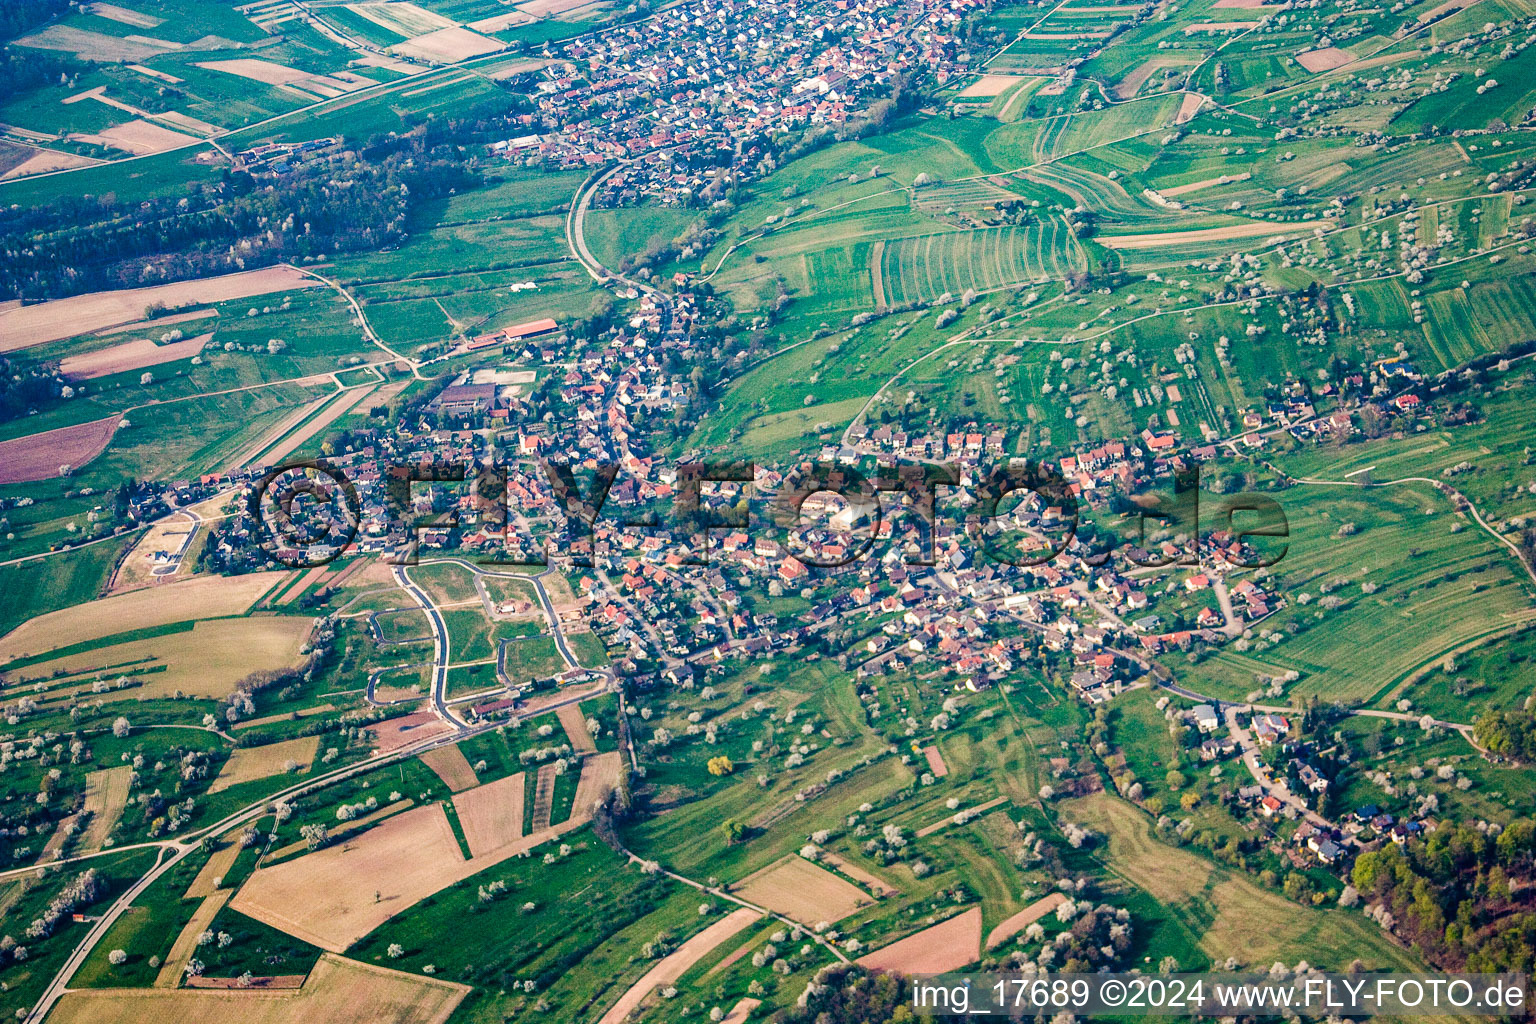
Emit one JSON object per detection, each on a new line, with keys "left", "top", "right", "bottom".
{"left": 880, "top": 223, "right": 1083, "bottom": 304}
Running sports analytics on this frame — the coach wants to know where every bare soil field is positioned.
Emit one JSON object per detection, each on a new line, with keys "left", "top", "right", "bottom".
{"left": 128, "top": 63, "right": 182, "bottom": 83}
{"left": 1160, "top": 170, "right": 1251, "bottom": 197}
{"left": 11, "top": 616, "right": 313, "bottom": 700}
{"left": 50, "top": 954, "right": 470, "bottom": 1024}
{"left": 596, "top": 908, "right": 762, "bottom": 1024}
{"left": 13, "top": 25, "right": 178, "bottom": 60}
{"left": 231, "top": 803, "right": 469, "bottom": 951}
{"left": 1096, "top": 221, "right": 1308, "bottom": 249}
{"left": 60, "top": 332, "right": 213, "bottom": 380}
{"left": 367, "top": 711, "right": 453, "bottom": 752}
{"left": 235, "top": 755, "right": 619, "bottom": 949}
{"left": 921, "top": 744, "right": 948, "bottom": 778}
{"left": 1111, "top": 56, "right": 1194, "bottom": 98}
{"left": 258, "top": 384, "right": 379, "bottom": 467}
{"left": 958, "top": 74, "right": 1026, "bottom": 97}
{"left": 0, "top": 571, "right": 286, "bottom": 661}
{"left": 419, "top": 744, "right": 479, "bottom": 791}
{"left": 388, "top": 26, "right": 501, "bottom": 62}
{"left": 232, "top": 704, "right": 337, "bottom": 732}
{"left": 0, "top": 145, "right": 99, "bottom": 180}
{"left": 346, "top": 2, "right": 456, "bottom": 36}
{"left": 111, "top": 513, "right": 196, "bottom": 591}
{"left": 218, "top": 393, "right": 332, "bottom": 475}
{"left": 731, "top": 855, "right": 873, "bottom": 926}
{"left": 72, "top": 119, "right": 200, "bottom": 155}
{"left": 467, "top": 10, "right": 534, "bottom": 30}
{"left": 85, "top": 4, "right": 165, "bottom": 28}
{"left": 451, "top": 771, "right": 525, "bottom": 856}
{"left": 0, "top": 267, "right": 318, "bottom": 352}
{"left": 184, "top": 840, "right": 243, "bottom": 899}
{"left": 1297, "top": 46, "right": 1352, "bottom": 71}
{"left": 530, "top": 762, "right": 557, "bottom": 830}
{"left": 95, "top": 308, "right": 216, "bottom": 337}
{"left": 273, "top": 564, "right": 332, "bottom": 607}
{"left": 156, "top": 890, "right": 233, "bottom": 986}
{"left": 817, "top": 851, "right": 899, "bottom": 898}
{"left": 1175, "top": 93, "right": 1206, "bottom": 124}
{"left": 857, "top": 906, "right": 983, "bottom": 974}
{"left": 0, "top": 415, "right": 120, "bottom": 484}
{"left": 208, "top": 736, "right": 320, "bottom": 794}
{"left": 556, "top": 702, "right": 596, "bottom": 752}
{"left": 80, "top": 767, "right": 133, "bottom": 852}
{"left": 984, "top": 892, "right": 1069, "bottom": 949}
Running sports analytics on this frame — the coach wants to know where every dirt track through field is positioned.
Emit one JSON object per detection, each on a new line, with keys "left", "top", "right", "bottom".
{"left": 556, "top": 703, "right": 596, "bottom": 753}
{"left": 596, "top": 908, "right": 762, "bottom": 1024}
{"left": 184, "top": 841, "right": 242, "bottom": 899}
{"left": 985, "top": 892, "right": 1069, "bottom": 948}
{"left": 80, "top": 767, "right": 133, "bottom": 852}
{"left": 530, "top": 763, "right": 557, "bottom": 830}
{"left": 156, "top": 890, "right": 233, "bottom": 987}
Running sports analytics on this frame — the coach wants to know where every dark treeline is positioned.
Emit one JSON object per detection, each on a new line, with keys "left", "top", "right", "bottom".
{"left": 0, "top": 356, "right": 61, "bottom": 422}
{"left": 0, "top": 44, "right": 82, "bottom": 90}
{"left": 0, "top": 0, "right": 67, "bottom": 40}
{"left": 0, "top": 137, "right": 479, "bottom": 301}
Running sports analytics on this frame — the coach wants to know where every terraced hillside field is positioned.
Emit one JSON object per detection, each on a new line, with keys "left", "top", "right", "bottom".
{"left": 879, "top": 222, "right": 1084, "bottom": 304}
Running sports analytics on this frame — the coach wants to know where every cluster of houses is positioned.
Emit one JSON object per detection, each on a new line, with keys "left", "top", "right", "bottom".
{"left": 488, "top": 0, "right": 984, "bottom": 203}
